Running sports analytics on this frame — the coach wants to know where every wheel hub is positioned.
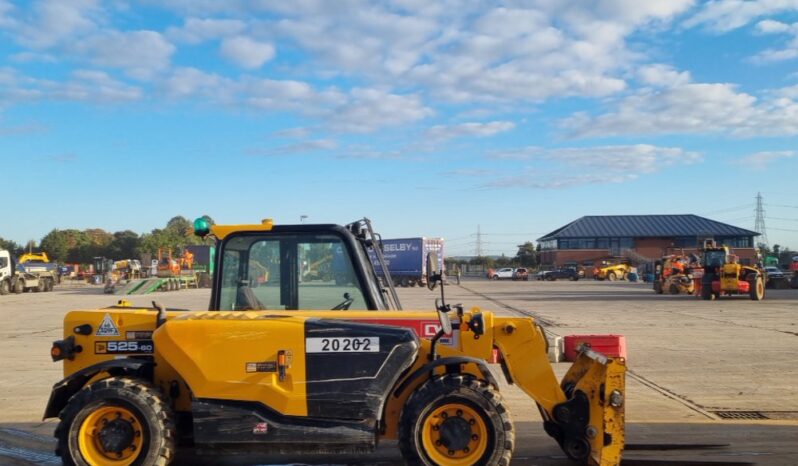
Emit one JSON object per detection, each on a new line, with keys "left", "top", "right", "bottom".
{"left": 422, "top": 403, "right": 488, "bottom": 464}
{"left": 98, "top": 418, "right": 135, "bottom": 453}
{"left": 78, "top": 405, "right": 143, "bottom": 463}
{"left": 438, "top": 416, "right": 472, "bottom": 452}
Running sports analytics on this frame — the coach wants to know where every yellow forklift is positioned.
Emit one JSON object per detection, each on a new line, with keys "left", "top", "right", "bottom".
{"left": 45, "top": 218, "right": 627, "bottom": 466}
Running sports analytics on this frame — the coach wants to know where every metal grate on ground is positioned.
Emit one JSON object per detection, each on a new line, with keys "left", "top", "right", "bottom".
{"left": 712, "top": 410, "right": 769, "bottom": 420}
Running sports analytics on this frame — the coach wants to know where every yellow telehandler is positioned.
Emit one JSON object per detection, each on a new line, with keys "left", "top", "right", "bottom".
{"left": 44, "top": 218, "right": 626, "bottom": 466}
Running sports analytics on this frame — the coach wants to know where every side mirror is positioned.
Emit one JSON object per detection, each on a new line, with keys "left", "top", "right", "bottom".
{"left": 426, "top": 252, "right": 440, "bottom": 291}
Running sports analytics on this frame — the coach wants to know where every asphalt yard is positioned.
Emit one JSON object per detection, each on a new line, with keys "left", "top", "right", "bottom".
{"left": 0, "top": 278, "right": 796, "bottom": 465}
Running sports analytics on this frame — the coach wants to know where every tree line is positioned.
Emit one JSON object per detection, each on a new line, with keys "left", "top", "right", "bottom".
{"left": 447, "top": 241, "right": 540, "bottom": 270}
{"left": 0, "top": 215, "right": 214, "bottom": 264}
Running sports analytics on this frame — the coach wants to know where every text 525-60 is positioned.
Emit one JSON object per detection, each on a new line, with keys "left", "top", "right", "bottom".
{"left": 95, "top": 340, "right": 154, "bottom": 354}
{"left": 305, "top": 337, "right": 379, "bottom": 353}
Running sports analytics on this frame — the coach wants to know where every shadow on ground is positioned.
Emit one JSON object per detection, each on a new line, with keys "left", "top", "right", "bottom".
{"left": 2, "top": 421, "right": 795, "bottom": 465}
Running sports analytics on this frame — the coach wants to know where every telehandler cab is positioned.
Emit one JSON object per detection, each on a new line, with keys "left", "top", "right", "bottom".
{"left": 45, "top": 218, "right": 626, "bottom": 466}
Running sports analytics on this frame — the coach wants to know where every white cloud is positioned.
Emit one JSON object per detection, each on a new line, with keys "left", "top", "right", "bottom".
{"left": 158, "top": 69, "right": 429, "bottom": 133}
{"left": 685, "top": 0, "right": 798, "bottom": 32}
{"left": 480, "top": 173, "right": 636, "bottom": 190}
{"left": 166, "top": 17, "right": 246, "bottom": 44}
{"left": 425, "top": 121, "right": 515, "bottom": 141}
{"left": 71, "top": 30, "right": 175, "bottom": 79}
{"left": 736, "top": 150, "right": 796, "bottom": 169}
{"left": 327, "top": 88, "right": 433, "bottom": 133}
{"left": 249, "top": 139, "right": 337, "bottom": 156}
{"left": 273, "top": 127, "right": 310, "bottom": 138}
{"left": 749, "top": 20, "right": 798, "bottom": 63}
{"left": 490, "top": 144, "right": 701, "bottom": 174}
{"left": 637, "top": 64, "right": 691, "bottom": 87}
{"left": 220, "top": 36, "right": 275, "bottom": 69}
{"left": 559, "top": 82, "right": 798, "bottom": 138}
{"left": 0, "top": 67, "right": 142, "bottom": 104}
{"left": 756, "top": 19, "right": 792, "bottom": 34}
{"left": 474, "top": 143, "right": 701, "bottom": 190}
{"left": 9, "top": 0, "right": 102, "bottom": 48}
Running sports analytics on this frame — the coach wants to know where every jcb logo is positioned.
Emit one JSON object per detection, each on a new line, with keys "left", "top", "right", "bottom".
{"left": 423, "top": 323, "right": 441, "bottom": 337}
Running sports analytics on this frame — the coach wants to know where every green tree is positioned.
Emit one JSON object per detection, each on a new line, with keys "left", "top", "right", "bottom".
{"left": 40, "top": 229, "right": 71, "bottom": 262}
{"left": 166, "top": 216, "right": 193, "bottom": 238}
{"left": 108, "top": 230, "right": 142, "bottom": 259}
{"left": 515, "top": 241, "right": 537, "bottom": 267}
{"left": 0, "top": 237, "right": 23, "bottom": 256}
{"left": 139, "top": 229, "right": 185, "bottom": 256}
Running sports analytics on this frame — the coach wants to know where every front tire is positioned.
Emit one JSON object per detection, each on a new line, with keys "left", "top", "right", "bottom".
{"left": 399, "top": 374, "right": 514, "bottom": 466}
{"left": 55, "top": 377, "right": 175, "bottom": 466}
{"left": 607, "top": 272, "right": 617, "bottom": 281}
{"left": 0, "top": 279, "right": 9, "bottom": 295}
{"left": 749, "top": 276, "right": 765, "bottom": 301}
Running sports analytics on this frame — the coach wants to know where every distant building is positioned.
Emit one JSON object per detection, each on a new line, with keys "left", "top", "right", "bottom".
{"left": 537, "top": 215, "right": 760, "bottom": 273}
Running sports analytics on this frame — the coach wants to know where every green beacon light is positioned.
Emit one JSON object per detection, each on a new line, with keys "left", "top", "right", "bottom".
{"left": 193, "top": 217, "right": 210, "bottom": 237}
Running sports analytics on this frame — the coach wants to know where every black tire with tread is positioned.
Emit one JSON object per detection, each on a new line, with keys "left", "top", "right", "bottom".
{"left": 55, "top": 377, "right": 176, "bottom": 466}
{"left": 398, "top": 374, "right": 514, "bottom": 466}
{"left": 13, "top": 278, "right": 24, "bottom": 294}
{"left": 0, "top": 279, "right": 9, "bottom": 295}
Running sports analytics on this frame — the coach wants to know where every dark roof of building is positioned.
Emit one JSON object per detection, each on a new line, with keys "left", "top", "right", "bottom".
{"left": 538, "top": 215, "right": 759, "bottom": 241}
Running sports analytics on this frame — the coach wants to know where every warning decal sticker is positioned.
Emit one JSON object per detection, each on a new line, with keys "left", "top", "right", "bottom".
{"left": 96, "top": 313, "right": 120, "bottom": 337}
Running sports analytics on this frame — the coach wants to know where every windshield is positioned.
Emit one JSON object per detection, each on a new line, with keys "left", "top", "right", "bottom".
{"left": 704, "top": 250, "right": 726, "bottom": 267}
{"left": 218, "top": 233, "right": 369, "bottom": 311}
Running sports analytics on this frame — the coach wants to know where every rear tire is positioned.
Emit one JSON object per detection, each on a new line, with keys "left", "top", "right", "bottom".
{"left": 399, "top": 374, "right": 514, "bottom": 466}
{"left": 55, "top": 377, "right": 175, "bottom": 466}
{"left": 13, "top": 279, "right": 24, "bottom": 294}
{"left": 749, "top": 276, "right": 765, "bottom": 301}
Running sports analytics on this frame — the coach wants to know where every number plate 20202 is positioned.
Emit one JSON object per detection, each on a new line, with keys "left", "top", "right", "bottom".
{"left": 306, "top": 337, "right": 379, "bottom": 353}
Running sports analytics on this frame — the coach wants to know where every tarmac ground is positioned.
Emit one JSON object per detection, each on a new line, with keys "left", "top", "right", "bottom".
{"left": 0, "top": 278, "right": 796, "bottom": 465}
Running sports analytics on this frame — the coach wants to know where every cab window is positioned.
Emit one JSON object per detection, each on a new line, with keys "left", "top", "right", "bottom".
{"left": 219, "top": 234, "right": 367, "bottom": 311}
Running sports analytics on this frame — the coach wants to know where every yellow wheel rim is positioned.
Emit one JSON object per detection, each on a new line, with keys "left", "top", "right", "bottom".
{"left": 77, "top": 405, "right": 144, "bottom": 466}
{"left": 421, "top": 403, "right": 489, "bottom": 465}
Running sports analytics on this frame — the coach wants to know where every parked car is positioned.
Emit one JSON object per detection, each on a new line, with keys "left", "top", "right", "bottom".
{"left": 540, "top": 268, "right": 580, "bottom": 281}
{"left": 489, "top": 267, "right": 515, "bottom": 280}
{"left": 512, "top": 268, "right": 529, "bottom": 281}
{"left": 764, "top": 266, "right": 785, "bottom": 279}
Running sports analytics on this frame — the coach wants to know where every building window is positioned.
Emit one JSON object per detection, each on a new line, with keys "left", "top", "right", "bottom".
{"left": 540, "top": 239, "right": 557, "bottom": 250}
{"left": 596, "top": 238, "right": 608, "bottom": 249}
{"left": 718, "top": 237, "right": 752, "bottom": 248}
{"left": 582, "top": 261, "right": 594, "bottom": 267}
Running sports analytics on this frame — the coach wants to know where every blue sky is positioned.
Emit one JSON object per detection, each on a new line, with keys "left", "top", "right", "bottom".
{"left": 1, "top": 0, "right": 798, "bottom": 256}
